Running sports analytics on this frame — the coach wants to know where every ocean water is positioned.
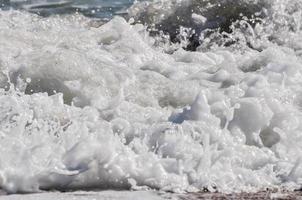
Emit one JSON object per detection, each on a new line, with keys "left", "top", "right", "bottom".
{"left": 1, "top": 0, "right": 302, "bottom": 195}
{"left": 0, "top": 0, "right": 134, "bottom": 18}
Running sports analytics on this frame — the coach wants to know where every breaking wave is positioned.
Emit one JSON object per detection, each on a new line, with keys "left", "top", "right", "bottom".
{"left": 1, "top": 0, "right": 302, "bottom": 194}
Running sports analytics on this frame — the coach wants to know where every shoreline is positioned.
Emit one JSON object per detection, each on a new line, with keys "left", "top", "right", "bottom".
{"left": 179, "top": 190, "right": 302, "bottom": 200}
{"left": 1, "top": 190, "right": 302, "bottom": 200}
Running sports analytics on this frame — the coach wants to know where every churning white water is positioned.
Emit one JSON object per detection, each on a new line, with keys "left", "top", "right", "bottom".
{"left": 1, "top": 0, "right": 302, "bottom": 194}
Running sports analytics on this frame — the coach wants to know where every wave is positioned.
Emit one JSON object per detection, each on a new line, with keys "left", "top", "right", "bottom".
{"left": 128, "top": 0, "right": 302, "bottom": 51}
{"left": 0, "top": 0, "right": 302, "bottom": 194}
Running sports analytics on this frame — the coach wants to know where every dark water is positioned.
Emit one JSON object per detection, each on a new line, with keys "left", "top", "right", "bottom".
{"left": 0, "top": 0, "right": 268, "bottom": 51}
{"left": 0, "top": 0, "right": 134, "bottom": 19}
{"left": 0, "top": 0, "right": 269, "bottom": 51}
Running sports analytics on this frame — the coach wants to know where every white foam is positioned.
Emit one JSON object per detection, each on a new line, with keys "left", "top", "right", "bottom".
{"left": 0, "top": 0, "right": 302, "bottom": 194}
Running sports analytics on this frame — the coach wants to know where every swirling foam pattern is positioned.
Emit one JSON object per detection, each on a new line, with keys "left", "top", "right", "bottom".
{"left": 0, "top": 0, "right": 302, "bottom": 194}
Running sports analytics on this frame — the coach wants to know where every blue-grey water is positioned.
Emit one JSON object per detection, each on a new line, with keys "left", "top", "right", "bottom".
{"left": 0, "top": 0, "right": 134, "bottom": 19}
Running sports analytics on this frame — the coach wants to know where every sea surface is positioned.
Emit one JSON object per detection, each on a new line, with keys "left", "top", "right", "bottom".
{"left": 0, "top": 0, "right": 134, "bottom": 18}
{"left": 0, "top": 0, "right": 302, "bottom": 196}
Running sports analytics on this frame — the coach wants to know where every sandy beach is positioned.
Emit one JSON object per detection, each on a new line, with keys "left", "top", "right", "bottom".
{"left": 179, "top": 191, "right": 302, "bottom": 200}
{"left": 1, "top": 190, "right": 302, "bottom": 200}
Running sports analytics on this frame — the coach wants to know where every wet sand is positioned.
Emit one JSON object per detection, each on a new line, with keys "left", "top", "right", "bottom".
{"left": 179, "top": 191, "right": 302, "bottom": 200}
{"left": 1, "top": 190, "right": 302, "bottom": 200}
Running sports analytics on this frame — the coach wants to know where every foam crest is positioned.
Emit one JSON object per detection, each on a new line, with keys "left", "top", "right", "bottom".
{"left": 1, "top": 0, "right": 302, "bottom": 194}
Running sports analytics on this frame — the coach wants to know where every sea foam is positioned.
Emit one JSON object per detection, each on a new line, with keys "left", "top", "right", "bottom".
{"left": 0, "top": 0, "right": 302, "bottom": 194}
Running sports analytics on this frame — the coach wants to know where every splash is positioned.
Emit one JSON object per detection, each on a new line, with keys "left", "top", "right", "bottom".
{"left": 1, "top": 0, "right": 302, "bottom": 194}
